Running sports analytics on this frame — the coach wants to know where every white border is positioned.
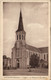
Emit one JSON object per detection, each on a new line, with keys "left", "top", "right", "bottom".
{"left": 0, "top": 0, "right": 50, "bottom": 80}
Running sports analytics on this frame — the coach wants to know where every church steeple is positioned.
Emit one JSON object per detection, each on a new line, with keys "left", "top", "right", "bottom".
{"left": 16, "top": 11, "right": 24, "bottom": 32}
{"left": 16, "top": 9, "right": 26, "bottom": 47}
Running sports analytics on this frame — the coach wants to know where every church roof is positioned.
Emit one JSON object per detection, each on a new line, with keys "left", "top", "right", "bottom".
{"left": 26, "top": 44, "right": 41, "bottom": 53}
{"left": 16, "top": 11, "right": 24, "bottom": 32}
{"left": 38, "top": 47, "right": 48, "bottom": 53}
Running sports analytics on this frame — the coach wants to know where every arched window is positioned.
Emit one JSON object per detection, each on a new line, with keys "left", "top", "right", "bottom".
{"left": 19, "top": 35, "right": 21, "bottom": 39}
{"left": 44, "top": 54, "right": 45, "bottom": 59}
{"left": 24, "top": 36, "right": 25, "bottom": 40}
{"left": 17, "top": 50, "right": 19, "bottom": 57}
{"left": 17, "top": 35, "right": 18, "bottom": 40}
{"left": 22, "top": 35, "right": 23, "bottom": 40}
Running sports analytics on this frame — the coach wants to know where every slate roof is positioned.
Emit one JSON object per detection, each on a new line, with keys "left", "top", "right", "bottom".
{"left": 38, "top": 47, "right": 48, "bottom": 53}
{"left": 26, "top": 44, "right": 41, "bottom": 53}
{"left": 16, "top": 11, "right": 24, "bottom": 32}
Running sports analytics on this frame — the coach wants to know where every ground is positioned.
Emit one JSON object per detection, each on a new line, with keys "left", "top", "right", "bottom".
{"left": 3, "top": 68, "right": 48, "bottom": 76}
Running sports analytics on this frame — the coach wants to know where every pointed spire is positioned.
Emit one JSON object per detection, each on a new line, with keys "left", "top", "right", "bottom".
{"left": 16, "top": 10, "right": 24, "bottom": 32}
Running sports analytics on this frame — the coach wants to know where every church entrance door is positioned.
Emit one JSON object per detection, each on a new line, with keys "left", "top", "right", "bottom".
{"left": 16, "top": 59, "right": 20, "bottom": 68}
{"left": 17, "top": 63, "right": 19, "bottom": 68}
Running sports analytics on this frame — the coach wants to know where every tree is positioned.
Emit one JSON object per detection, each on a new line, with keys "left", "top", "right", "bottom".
{"left": 30, "top": 54, "right": 39, "bottom": 68}
{"left": 3, "top": 55, "right": 7, "bottom": 59}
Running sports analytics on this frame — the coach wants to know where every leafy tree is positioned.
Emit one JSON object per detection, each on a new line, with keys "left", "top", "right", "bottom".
{"left": 30, "top": 54, "right": 39, "bottom": 68}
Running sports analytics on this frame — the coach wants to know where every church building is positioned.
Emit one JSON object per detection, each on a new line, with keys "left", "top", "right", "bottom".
{"left": 11, "top": 11, "right": 48, "bottom": 69}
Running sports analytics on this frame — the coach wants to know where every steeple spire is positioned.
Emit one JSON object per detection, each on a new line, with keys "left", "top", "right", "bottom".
{"left": 16, "top": 10, "right": 24, "bottom": 32}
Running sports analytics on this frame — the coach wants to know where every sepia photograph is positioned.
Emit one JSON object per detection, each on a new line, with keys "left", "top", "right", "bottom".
{"left": 3, "top": 2, "right": 49, "bottom": 76}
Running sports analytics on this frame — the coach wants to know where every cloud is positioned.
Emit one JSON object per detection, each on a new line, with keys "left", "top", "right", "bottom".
{"left": 26, "top": 23, "right": 48, "bottom": 47}
{"left": 27, "top": 23, "right": 45, "bottom": 28}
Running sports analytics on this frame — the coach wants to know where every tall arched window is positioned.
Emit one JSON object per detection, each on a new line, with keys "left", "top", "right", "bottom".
{"left": 17, "top": 35, "right": 18, "bottom": 40}
{"left": 19, "top": 35, "right": 21, "bottom": 39}
{"left": 44, "top": 54, "right": 45, "bottom": 59}
{"left": 22, "top": 35, "right": 23, "bottom": 40}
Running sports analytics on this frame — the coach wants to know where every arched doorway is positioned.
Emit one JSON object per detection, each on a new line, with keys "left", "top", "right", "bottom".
{"left": 17, "top": 63, "right": 19, "bottom": 68}
{"left": 16, "top": 59, "right": 20, "bottom": 68}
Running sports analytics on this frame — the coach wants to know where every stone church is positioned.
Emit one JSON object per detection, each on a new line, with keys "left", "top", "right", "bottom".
{"left": 11, "top": 11, "right": 48, "bottom": 69}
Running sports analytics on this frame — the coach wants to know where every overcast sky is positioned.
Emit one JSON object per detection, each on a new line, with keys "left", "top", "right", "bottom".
{"left": 3, "top": 2, "right": 48, "bottom": 57}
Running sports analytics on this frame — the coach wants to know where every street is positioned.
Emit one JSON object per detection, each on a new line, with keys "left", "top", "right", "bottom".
{"left": 3, "top": 68, "right": 48, "bottom": 76}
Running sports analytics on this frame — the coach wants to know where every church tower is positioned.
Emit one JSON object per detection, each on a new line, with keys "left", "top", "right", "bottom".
{"left": 14, "top": 11, "right": 27, "bottom": 68}
{"left": 11, "top": 10, "right": 27, "bottom": 69}
{"left": 16, "top": 11, "right": 26, "bottom": 48}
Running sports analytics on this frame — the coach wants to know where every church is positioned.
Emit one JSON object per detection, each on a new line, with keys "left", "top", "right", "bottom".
{"left": 11, "top": 11, "right": 48, "bottom": 69}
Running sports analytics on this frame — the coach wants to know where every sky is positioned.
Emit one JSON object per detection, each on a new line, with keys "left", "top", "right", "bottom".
{"left": 3, "top": 2, "right": 48, "bottom": 57}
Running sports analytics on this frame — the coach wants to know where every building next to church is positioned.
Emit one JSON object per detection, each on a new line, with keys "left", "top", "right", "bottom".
{"left": 3, "top": 55, "right": 11, "bottom": 69}
{"left": 11, "top": 11, "right": 48, "bottom": 69}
